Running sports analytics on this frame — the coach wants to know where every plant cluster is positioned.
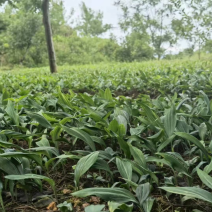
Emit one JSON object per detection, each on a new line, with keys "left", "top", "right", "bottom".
{"left": 0, "top": 62, "right": 212, "bottom": 211}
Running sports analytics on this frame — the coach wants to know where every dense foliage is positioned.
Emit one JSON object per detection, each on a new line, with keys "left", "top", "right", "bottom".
{"left": 1, "top": 0, "right": 212, "bottom": 68}
{"left": 0, "top": 61, "right": 212, "bottom": 211}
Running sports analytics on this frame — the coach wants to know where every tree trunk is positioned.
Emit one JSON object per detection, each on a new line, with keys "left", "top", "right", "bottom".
{"left": 42, "top": 0, "right": 57, "bottom": 73}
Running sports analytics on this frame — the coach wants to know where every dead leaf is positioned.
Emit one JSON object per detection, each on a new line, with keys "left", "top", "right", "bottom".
{"left": 90, "top": 196, "right": 100, "bottom": 204}
{"left": 75, "top": 206, "right": 81, "bottom": 212}
{"left": 62, "top": 189, "right": 71, "bottom": 194}
{"left": 72, "top": 198, "right": 81, "bottom": 207}
{"left": 82, "top": 202, "right": 90, "bottom": 208}
{"left": 47, "top": 202, "right": 57, "bottom": 211}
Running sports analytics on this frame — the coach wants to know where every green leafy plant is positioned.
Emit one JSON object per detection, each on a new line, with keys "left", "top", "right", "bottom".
{"left": 160, "top": 169, "right": 212, "bottom": 204}
{"left": 57, "top": 201, "right": 73, "bottom": 212}
{"left": 74, "top": 152, "right": 99, "bottom": 188}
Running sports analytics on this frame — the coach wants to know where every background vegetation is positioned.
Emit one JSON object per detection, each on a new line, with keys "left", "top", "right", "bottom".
{"left": 1, "top": 0, "right": 212, "bottom": 68}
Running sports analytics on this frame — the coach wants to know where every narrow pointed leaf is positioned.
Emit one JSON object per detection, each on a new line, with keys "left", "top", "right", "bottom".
{"left": 27, "top": 112, "right": 52, "bottom": 129}
{"left": 5, "top": 100, "right": 19, "bottom": 126}
{"left": 197, "top": 169, "right": 212, "bottom": 190}
{"left": 160, "top": 187, "right": 212, "bottom": 204}
{"left": 116, "top": 158, "right": 132, "bottom": 180}
{"left": 74, "top": 152, "right": 99, "bottom": 187}
{"left": 136, "top": 183, "right": 150, "bottom": 205}
{"left": 128, "top": 143, "right": 147, "bottom": 168}
{"left": 72, "top": 187, "right": 138, "bottom": 203}
{"left": 164, "top": 106, "right": 176, "bottom": 137}
{"left": 62, "top": 126, "right": 96, "bottom": 151}
{"left": 175, "top": 132, "right": 209, "bottom": 161}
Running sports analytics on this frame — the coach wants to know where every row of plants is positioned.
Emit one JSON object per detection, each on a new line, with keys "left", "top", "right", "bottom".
{"left": 1, "top": 60, "right": 212, "bottom": 97}
{"left": 0, "top": 62, "right": 212, "bottom": 211}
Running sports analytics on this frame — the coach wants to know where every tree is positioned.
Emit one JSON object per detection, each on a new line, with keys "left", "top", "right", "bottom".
{"left": 76, "top": 2, "right": 112, "bottom": 37}
{"left": 8, "top": 13, "right": 42, "bottom": 65}
{"left": 115, "top": 32, "right": 153, "bottom": 62}
{"left": 170, "top": 0, "right": 212, "bottom": 60}
{"left": 115, "top": 0, "right": 176, "bottom": 59}
{"left": 0, "top": 0, "right": 57, "bottom": 73}
{"left": 0, "top": 14, "right": 9, "bottom": 66}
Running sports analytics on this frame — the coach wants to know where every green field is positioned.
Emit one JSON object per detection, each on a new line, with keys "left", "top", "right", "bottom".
{"left": 1, "top": 61, "right": 212, "bottom": 212}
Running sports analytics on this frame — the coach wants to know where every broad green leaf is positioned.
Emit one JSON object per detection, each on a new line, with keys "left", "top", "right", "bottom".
{"left": 116, "top": 115, "right": 127, "bottom": 134}
{"left": 91, "top": 136, "right": 106, "bottom": 147}
{"left": 117, "top": 137, "right": 131, "bottom": 158}
{"left": 57, "top": 86, "right": 72, "bottom": 108}
{"left": 74, "top": 152, "right": 99, "bottom": 187}
{"left": 130, "top": 126, "right": 145, "bottom": 136}
{"left": 56, "top": 154, "right": 81, "bottom": 160}
{"left": 92, "top": 159, "right": 112, "bottom": 174}
{"left": 117, "top": 124, "right": 126, "bottom": 137}
{"left": 79, "top": 93, "right": 95, "bottom": 106}
{"left": 108, "top": 201, "right": 133, "bottom": 212}
{"left": 176, "top": 98, "right": 190, "bottom": 111}
{"left": 148, "top": 129, "right": 164, "bottom": 140}
{"left": 128, "top": 135, "right": 156, "bottom": 153}
{"left": 57, "top": 201, "right": 73, "bottom": 212}
{"left": 85, "top": 205, "right": 105, "bottom": 212}
{"left": 164, "top": 106, "right": 176, "bottom": 137}
{"left": 62, "top": 126, "right": 96, "bottom": 151}
{"left": 0, "top": 140, "right": 21, "bottom": 149}
{"left": 2, "top": 89, "right": 10, "bottom": 105}
{"left": 104, "top": 88, "right": 113, "bottom": 101}
{"left": 43, "top": 114, "right": 59, "bottom": 123}
{"left": 28, "top": 146, "right": 59, "bottom": 157}
{"left": 200, "top": 90, "right": 210, "bottom": 114}
{"left": 143, "top": 197, "right": 155, "bottom": 212}
{"left": 60, "top": 117, "right": 72, "bottom": 125}
{"left": 160, "top": 187, "right": 212, "bottom": 204}
{"left": 141, "top": 104, "right": 163, "bottom": 128}
{"left": 72, "top": 187, "right": 138, "bottom": 203}
{"left": 5, "top": 100, "right": 19, "bottom": 126}
{"left": 0, "top": 152, "right": 42, "bottom": 166}
{"left": 5, "top": 174, "right": 56, "bottom": 196}
{"left": 45, "top": 154, "right": 81, "bottom": 171}
{"left": 204, "top": 160, "right": 212, "bottom": 174}
{"left": 50, "top": 126, "right": 62, "bottom": 145}
{"left": 122, "top": 178, "right": 138, "bottom": 191}
{"left": 157, "top": 152, "right": 189, "bottom": 174}
{"left": 157, "top": 135, "right": 176, "bottom": 152}
{"left": 176, "top": 120, "right": 189, "bottom": 133}
{"left": 108, "top": 201, "right": 122, "bottom": 212}
{"left": 27, "top": 112, "right": 52, "bottom": 129}
{"left": 175, "top": 132, "right": 209, "bottom": 161}
{"left": 36, "top": 137, "right": 50, "bottom": 147}
{"left": 116, "top": 158, "right": 132, "bottom": 180}
{"left": 108, "top": 119, "right": 119, "bottom": 133}
{"left": 136, "top": 183, "right": 150, "bottom": 205}
{"left": 128, "top": 144, "right": 147, "bottom": 168}
{"left": 131, "top": 162, "right": 158, "bottom": 185}
{"left": 199, "top": 123, "right": 207, "bottom": 141}
{"left": 197, "top": 169, "right": 212, "bottom": 190}
{"left": 0, "top": 157, "right": 20, "bottom": 175}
